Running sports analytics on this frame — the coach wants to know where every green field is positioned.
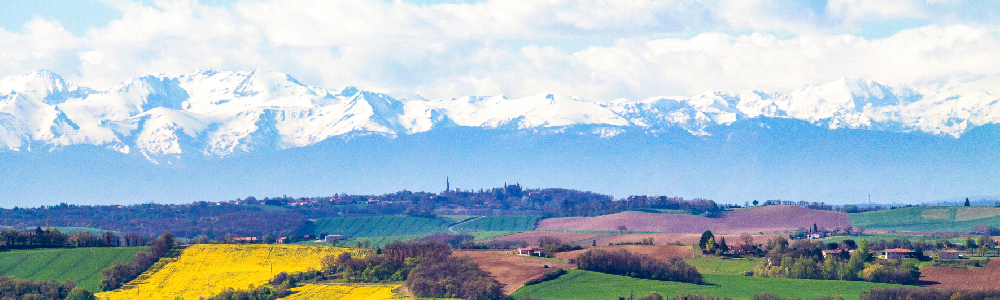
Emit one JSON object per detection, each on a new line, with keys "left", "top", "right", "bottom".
{"left": 468, "top": 231, "right": 518, "bottom": 241}
{"left": 451, "top": 215, "right": 540, "bottom": 232}
{"left": 307, "top": 216, "right": 453, "bottom": 237}
{"left": 0, "top": 247, "right": 147, "bottom": 290}
{"left": 510, "top": 270, "right": 913, "bottom": 300}
{"left": 684, "top": 256, "right": 760, "bottom": 276}
{"left": 849, "top": 206, "right": 1000, "bottom": 232}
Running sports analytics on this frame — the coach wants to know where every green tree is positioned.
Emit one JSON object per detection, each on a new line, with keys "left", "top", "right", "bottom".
{"left": 66, "top": 287, "right": 96, "bottom": 300}
{"left": 698, "top": 230, "right": 715, "bottom": 252}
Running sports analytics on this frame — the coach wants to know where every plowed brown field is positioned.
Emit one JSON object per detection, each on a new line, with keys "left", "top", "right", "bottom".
{"left": 536, "top": 205, "right": 851, "bottom": 234}
{"left": 920, "top": 258, "right": 1000, "bottom": 289}
{"left": 452, "top": 250, "right": 575, "bottom": 294}
{"left": 553, "top": 245, "right": 694, "bottom": 261}
{"left": 483, "top": 231, "right": 606, "bottom": 246}
{"left": 592, "top": 233, "right": 784, "bottom": 247}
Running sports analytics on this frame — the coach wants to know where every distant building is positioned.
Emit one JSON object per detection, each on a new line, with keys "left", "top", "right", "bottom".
{"left": 515, "top": 247, "right": 546, "bottom": 257}
{"left": 324, "top": 235, "right": 344, "bottom": 242}
{"left": 882, "top": 248, "right": 914, "bottom": 259}
{"left": 937, "top": 249, "right": 961, "bottom": 259}
{"left": 821, "top": 249, "right": 844, "bottom": 258}
{"left": 233, "top": 237, "right": 258, "bottom": 243}
{"left": 808, "top": 232, "right": 826, "bottom": 239}
{"left": 276, "top": 237, "right": 288, "bottom": 244}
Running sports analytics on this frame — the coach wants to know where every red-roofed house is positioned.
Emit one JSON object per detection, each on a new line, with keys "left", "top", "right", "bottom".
{"left": 882, "top": 248, "right": 914, "bottom": 259}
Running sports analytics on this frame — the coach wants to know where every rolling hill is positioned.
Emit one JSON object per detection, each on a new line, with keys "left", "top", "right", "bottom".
{"left": 536, "top": 205, "right": 851, "bottom": 234}
{"left": 849, "top": 206, "right": 1000, "bottom": 232}
{"left": 0, "top": 247, "right": 146, "bottom": 291}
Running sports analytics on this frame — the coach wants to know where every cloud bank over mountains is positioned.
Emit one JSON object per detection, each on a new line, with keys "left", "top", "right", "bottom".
{"left": 0, "top": 0, "right": 998, "bottom": 103}
{"left": 1, "top": 68, "right": 997, "bottom": 162}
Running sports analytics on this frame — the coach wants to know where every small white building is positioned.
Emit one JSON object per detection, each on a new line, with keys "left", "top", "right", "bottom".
{"left": 515, "top": 247, "right": 546, "bottom": 257}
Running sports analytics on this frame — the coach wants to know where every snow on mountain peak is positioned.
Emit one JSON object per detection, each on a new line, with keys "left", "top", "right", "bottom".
{"left": 0, "top": 69, "right": 997, "bottom": 159}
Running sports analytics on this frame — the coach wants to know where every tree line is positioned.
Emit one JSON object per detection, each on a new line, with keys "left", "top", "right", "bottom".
{"left": 753, "top": 236, "right": 920, "bottom": 285}
{"left": 98, "top": 232, "right": 175, "bottom": 291}
{"left": 574, "top": 248, "right": 702, "bottom": 284}
{"left": 0, "top": 276, "right": 96, "bottom": 300}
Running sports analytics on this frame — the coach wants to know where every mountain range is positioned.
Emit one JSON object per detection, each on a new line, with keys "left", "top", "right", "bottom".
{"left": 1, "top": 69, "right": 998, "bottom": 163}
{"left": 1, "top": 69, "right": 998, "bottom": 207}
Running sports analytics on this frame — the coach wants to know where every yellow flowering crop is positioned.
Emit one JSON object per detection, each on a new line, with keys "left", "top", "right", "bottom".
{"left": 96, "top": 244, "right": 355, "bottom": 300}
{"left": 283, "top": 283, "right": 399, "bottom": 300}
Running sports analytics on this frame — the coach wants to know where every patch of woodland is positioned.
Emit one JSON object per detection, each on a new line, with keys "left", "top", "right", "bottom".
{"left": 98, "top": 232, "right": 176, "bottom": 291}
{"left": 574, "top": 248, "right": 703, "bottom": 284}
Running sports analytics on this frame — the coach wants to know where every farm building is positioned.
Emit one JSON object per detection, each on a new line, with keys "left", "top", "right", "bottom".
{"left": 821, "top": 249, "right": 844, "bottom": 258}
{"left": 233, "top": 237, "right": 259, "bottom": 243}
{"left": 515, "top": 247, "right": 546, "bottom": 257}
{"left": 882, "top": 248, "right": 914, "bottom": 259}
{"left": 276, "top": 237, "right": 288, "bottom": 244}
{"left": 937, "top": 249, "right": 961, "bottom": 259}
{"left": 808, "top": 232, "right": 826, "bottom": 239}
{"left": 324, "top": 234, "right": 344, "bottom": 242}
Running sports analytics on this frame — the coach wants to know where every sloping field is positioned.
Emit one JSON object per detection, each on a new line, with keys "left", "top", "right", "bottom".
{"left": 0, "top": 247, "right": 146, "bottom": 290}
{"left": 850, "top": 206, "right": 1000, "bottom": 232}
{"left": 307, "top": 216, "right": 452, "bottom": 237}
{"left": 483, "top": 231, "right": 606, "bottom": 246}
{"left": 283, "top": 283, "right": 399, "bottom": 300}
{"left": 451, "top": 215, "right": 540, "bottom": 232}
{"left": 537, "top": 206, "right": 851, "bottom": 234}
{"left": 554, "top": 245, "right": 693, "bottom": 261}
{"left": 920, "top": 258, "right": 1000, "bottom": 290}
{"left": 510, "top": 270, "right": 911, "bottom": 300}
{"left": 453, "top": 250, "right": 574, "bottom": 294}
{"left": 96, "top": 244, "right": 355, "bottom": 300}
{"left": 592, "top": 233, "right": 783, "bottom": 247}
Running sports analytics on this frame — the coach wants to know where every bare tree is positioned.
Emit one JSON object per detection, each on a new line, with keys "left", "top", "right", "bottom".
{"left": 617, "top": 225, "right": 628, "bottom": 233}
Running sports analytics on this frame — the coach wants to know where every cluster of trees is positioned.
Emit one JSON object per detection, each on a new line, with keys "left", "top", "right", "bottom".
{"left": 575, "top": 249, "right": 702, "bottom": 284}
{"left": 860, "top": 288, "right": 1000, "bottom": 300}
{"left": 537, "top": 236, "right": 583, "bottom": 257}
{"left": 698, "top": 231, "right": 731, "bottom": 255}
{"left": 972, "top": 223, "right": 1000, "bottom": 236}
{"left": 321, "top": 241, "right": 502, "bottom": 300}
{"left": 410, "top": 232, "right": 475, "bottom": 249}
{"left": 0, "top": 276, "right": 95, "bottom": 300}
{"left": 206, "top": 270, "right": 324, "bottom": 300}
{"left": 754, "top": 237, "right": 920, "bottom": 285}
{"left": 98, "top": 232, "right": 175, "bottom": 291}
{"left": 459, "top": 239, "right": 529, "bottom": 250}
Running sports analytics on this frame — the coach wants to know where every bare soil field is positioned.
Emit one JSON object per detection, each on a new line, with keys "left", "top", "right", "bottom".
{"left": 920, "top": 258, "right": 1000, "bottom": 290}
{"left": 483, "top": 231, "right": 606, "bottom": 246}
{"left": 592, "top": 233, "right": 784, "bottom": 247}
{"left": 553, "top": 244, "right": 694, "bottom": 261}
{"left": 536, "top": 205, "right": 852, "bottom": 234}
{"left": 453, "top": 250, "right": 575, "bottom": 294}
{"left": 955, "top": 207, "right": 1000, "bottom": 221}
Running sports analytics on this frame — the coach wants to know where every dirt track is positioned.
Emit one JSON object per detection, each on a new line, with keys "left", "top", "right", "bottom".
{"left": 452, "top": 250, "right": 575, "bottom": 295}
{"left": 536, "top": 205, "right": 852, "bottom": 234}
{"left": 920, "top": 258, "right": 1000, "bottom": 290}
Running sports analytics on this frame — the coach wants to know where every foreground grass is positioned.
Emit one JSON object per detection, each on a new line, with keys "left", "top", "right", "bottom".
{"left": 0, "top": 247, "right": 146, "bottom": 291}
{"left": 510, "top": 270, "right": 913, "bottom": 300}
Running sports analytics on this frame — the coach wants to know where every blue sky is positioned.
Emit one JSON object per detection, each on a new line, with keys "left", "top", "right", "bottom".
{"left": 0, "top": 0, "right": 997, "bottom": 101}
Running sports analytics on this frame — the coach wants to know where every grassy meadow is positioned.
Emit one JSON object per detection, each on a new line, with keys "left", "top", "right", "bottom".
{"left": 451, "top": 215, "right": 540, "bottom": 232}
{"left": 510, "top": 270, "right": 913, "bottom": 300}
{"left": 307, "top": 216, "right": 452, "bottom": 237}
{"left": 849, "top": 206, "right": 1000, "bottom": 232}
{"left": 0, "top": 246, "right": 147, "bottom": 290}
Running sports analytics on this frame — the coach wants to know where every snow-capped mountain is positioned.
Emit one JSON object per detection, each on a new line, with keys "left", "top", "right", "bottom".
{"left": 1, "top": 69, "right": 997, "bottom": 162}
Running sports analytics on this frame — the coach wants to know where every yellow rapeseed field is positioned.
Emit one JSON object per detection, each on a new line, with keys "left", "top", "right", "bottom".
{"left": 283, "top": 284, "right": 399, "bottom": 300}
{"left": 96, "top": 244, "right": 356, "bottom": 300}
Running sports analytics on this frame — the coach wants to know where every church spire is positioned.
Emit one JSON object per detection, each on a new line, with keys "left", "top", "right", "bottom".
{"left": 446, "top": 176, "right": 450, "bottom": 192}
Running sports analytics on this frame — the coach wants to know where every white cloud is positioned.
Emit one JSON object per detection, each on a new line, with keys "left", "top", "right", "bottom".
{"left": 0, "top": 0, "right": 997, "bottom": 101}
